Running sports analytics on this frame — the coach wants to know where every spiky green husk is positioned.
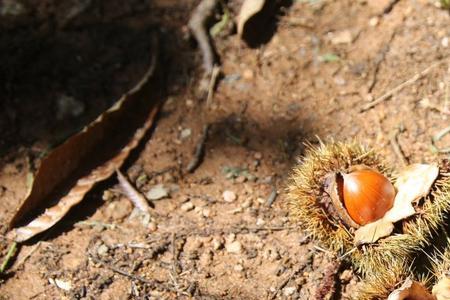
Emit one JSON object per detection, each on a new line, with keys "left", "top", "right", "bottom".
{"left": 431, "top": 238, "right": 450, "bottom": 281}
{"left": 355, "top": 259, "right": 432, "bottom": 300}
{"left": 287, "top": 141, "right": 450, "bottom": 278}
{"left": 355, "top": 259, "right": 411, "bottom": 300}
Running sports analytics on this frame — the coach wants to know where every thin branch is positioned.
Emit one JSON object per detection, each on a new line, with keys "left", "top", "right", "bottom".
{"left": 186, "top": 124, "right": 210, "bottom": 173}
{"left": 361, "top": 60, "right": 448, "bottom": 112}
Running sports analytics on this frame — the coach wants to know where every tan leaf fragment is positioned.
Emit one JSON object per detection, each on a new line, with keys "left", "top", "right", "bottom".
{"left": 354, "top": 164, "right": 439, "bottom": 245}
{"left": 433, "top": 276, "right": 450, "bottom": 300}
{"left": 237, "top": 0, "right": 266, "bottom": 37}
{"left": 385, "top": 164, "right": 439, "bottom": 222}
{"left": 353, "top": 218, "right": 394, "bottom": 246}
{"left": 387, "top": 277, "right": 434, "bottom": 300}
{"left": 7, "top": 40, "right": 161, "bottom": 243}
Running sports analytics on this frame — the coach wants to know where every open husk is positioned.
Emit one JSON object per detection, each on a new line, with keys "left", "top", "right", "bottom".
{"left": 287, "top": 141, "right": 450, "bottom": 275}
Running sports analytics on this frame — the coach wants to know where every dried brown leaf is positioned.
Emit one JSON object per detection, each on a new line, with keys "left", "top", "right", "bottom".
{"left": 7, "top": 40, "right": 161, "bottom": 242}
{"left": 433, "top": 276, "right": 450, "bottom": 300}
{"left": 385, "top": 164, "right": 439, "bottom": 222}
{"left": 354, "top": 218, "right": 394, "bottom": 246}
{"left": 237, "top": 0, "right": 266, "bottom": 37}
{"left": 387, "top": 278, "right": 434, "bottom": 300}
{"left": 354, "top": 164, "right": 439, "bottom": 245}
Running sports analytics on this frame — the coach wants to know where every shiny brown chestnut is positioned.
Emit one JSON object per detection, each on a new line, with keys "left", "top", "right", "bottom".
{"left": 341, "top": 169, "right": 395, "bottom": 226}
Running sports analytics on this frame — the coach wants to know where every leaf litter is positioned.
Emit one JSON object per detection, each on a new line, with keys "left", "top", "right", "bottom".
{"left": 7, "top": 39, "right": 161, "bottom": 243}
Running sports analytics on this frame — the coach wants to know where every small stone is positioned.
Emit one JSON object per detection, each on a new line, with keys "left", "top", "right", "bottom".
{"left": 442, "top": 37, "right": 449, "bottom": 48}
{"left": 226, "top": 241, "right": 242, "bottom": 254}
{"left": 202, "top": 208, "right": 211, "bottom": 218}
{"left": 223, "top": 190, "right": 237, "bottom": 202}
{"left": 234, "top": 264, "right": 244, "bottom": 272}
{"left": 56, "top": 94, "right": 85, "bottom": 120}
{"left": 329, "top": 30, "right": 353, "bottom": 45}
{"left": 283, "top": 286, "right": 296, "bottom": 297}
{"left": 186, "top": 99, "right": 194, "bottom": 107}
{"left": 148, "top": 222, "right": 158, "bottom": 232}
{"left": 242, "top": 69, "right": 254, "bottom": 80}
{"left": 241, "top": 198, "right": 252, "bottom": 209}
{"left": 49, "top": 278, "right": 72, "bottom": 291}
{"left": 97, "top": 244, "right": 109, "bottom": 256}
{"left": 256, "top": 218, "right": 265, "bottom": 226}
{"left": 146, "top": 184, "right": 169, "bottom": 200}
{"left": 180, "top": 128, "right": 192, "bottom": 140}
{"left": 368, "top": 16, "right": 379, "bottom": 27}
{"left": 212, "top": 237, "right": 223, "bottom": 250}
{"left": 254, "top": 152, "right": 263, "bottom": 160}
{"left": 257, "top": 197, "right": 266, "bottom": 204}
{"left": 235, "top": 175, "right": 247, "bottom": 183}
{"left": 181, "top": 201, "right": 195, "bottom": 212}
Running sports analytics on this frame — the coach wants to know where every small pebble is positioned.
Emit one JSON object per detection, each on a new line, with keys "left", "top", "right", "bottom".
{"left": 235, "top": 175, "right": 247, "bottom": 183}
{"left": 283, "top": 286, "right": 296, "bottom": 297}
{"left": 180, "top": 128, "right": 192, "bottom": 140}
{"left": 148, "top": 222, "right": 158, "bottom": 232}
{"left": 97, "top": 244, "right": 109, "bottom": 256}
{"left": 254, "top": 152, "right": 263, "bottom": 160}
{"left": 212, "top": 238, "right": 223, "bottom": 250}
{"left": 223, "top": 190, "right": 237, "bottom": 202}
{"left": 257, "top": 197, "right": 266, "bottom": 204}
{"left": 146, "top": 184, "right": 169, "bottom": 200}
{"left": 181, "top": 201, "right": 195, "bottom": 212}
{"left": 186, "top": 99, "right": 194, "bottom": 107}
{"left": 442, "top": 37, "right": 449, "bottom": 48}
{"left": 234, "top": 264, "right": 244, "bottom": 272}
{"left": 226, "top": 241, "right": 242, "bottom": 254}
{"left": 202, "top": 208, "right": 211, "bottom": 218}
{"left": 242, "top": 69, "right": 254, "bottom": 80}
{"left": 256, "top": 218, "right": 265, "bottom": 226}
{"left": 368, "top": 16, "right": 379, "bottom": 27}
{"left": 241, "top": 198, "right": 252, "bottom": 209}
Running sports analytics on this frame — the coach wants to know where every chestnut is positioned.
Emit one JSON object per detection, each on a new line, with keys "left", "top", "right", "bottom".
{"left": 341, "top": 169, "right": 395, "bottom": 226}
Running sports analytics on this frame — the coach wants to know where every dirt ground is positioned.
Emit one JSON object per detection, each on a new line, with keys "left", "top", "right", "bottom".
{"left": 1, "top": 0, "right": 450, "bottom": 299}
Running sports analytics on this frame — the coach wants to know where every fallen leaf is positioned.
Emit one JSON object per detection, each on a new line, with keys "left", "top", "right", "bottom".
{"left": 354, "top": 218, "right": 394, "bottom": 246}
{"left": 237, "top": 0, "right": 266, "bottom": 38}
{"left": 387, "top": 277, "right": 434, "bottom": 300}
{"left": 385, "top": 164, "right": 439, "bottom": 222}
{"left": 7, "top": 38, "right": 162, "bottom": 242}
{"left": 354, "top": 164, "right": 439, "bottom": 245}
{"left": 433, "top": 276, "right": 450, "bottom": 300}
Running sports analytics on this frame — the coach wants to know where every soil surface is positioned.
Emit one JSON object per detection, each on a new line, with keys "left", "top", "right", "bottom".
{"left": 1, "top": 0, "right": 450, "bottom": 299}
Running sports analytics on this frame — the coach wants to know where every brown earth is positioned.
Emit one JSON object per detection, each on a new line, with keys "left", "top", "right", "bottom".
{"left": 1, "top": 0, "right": 450, "bottom": 299}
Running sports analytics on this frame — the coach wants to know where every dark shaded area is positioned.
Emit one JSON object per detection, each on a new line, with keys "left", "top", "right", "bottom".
{"left": 240, "top": 0, "right": 293, "bottom": 48}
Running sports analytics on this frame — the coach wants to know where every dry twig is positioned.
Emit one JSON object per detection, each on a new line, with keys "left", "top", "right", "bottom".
{"left": 186, "top": 125, "right": 210, "bottom": 173}
{"left": 188, "top": 0, "right": 219, "bottom": 75}
{"left": 268, "top": 252, "right": 313, "bottom": 300}
{"left": 90, "top": 255, "right": 177, "bottom": 292}
{"left": 361, "top": 60, "right": 448, "bottom": 112}
{"left": 116, "top": 169, "right": 153, "bottom": 212}
{"left": 390, "top": 127, "right": 408, "bottom": 166}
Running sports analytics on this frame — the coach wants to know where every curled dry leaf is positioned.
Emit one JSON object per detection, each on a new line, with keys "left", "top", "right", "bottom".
{"left": 7, "top": 38, "right": 161, "bottom": 243}
{"left": 433, "top": 276, "right": 450, "bottom": 300}
{"left": 354, "top": 164, "right": 439, "bottom": 245}
{"left": 237, "top": 0, "right": 266, "bottom": 37}
{"left": 387, "top": 277, "right": 434, "bottom": 300}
